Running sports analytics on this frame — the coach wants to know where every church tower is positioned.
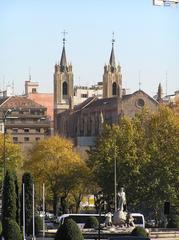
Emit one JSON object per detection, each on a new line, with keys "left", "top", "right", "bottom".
{"left": 54, "top": 36, "right": 73, "bottom": 132}
{"left": 103, "top": 36, "right": 122, "bottom": 98}
{"left": 54, "top": 36, "right": 74, "bottom": 115}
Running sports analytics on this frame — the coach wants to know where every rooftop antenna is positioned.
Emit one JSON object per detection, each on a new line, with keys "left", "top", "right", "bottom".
{"left": 138, "top": 70, "right": 141, "bottom": 90}
{"left": 28, "top": 67, "right": 31, "bottom": 81}
{"left": 12, "top": 80, "right": 15, "bottom": 95}
{"left": 3, "top": 75, "right": 5, "bottom": 91}
{"left": 61, "top": 30, "right": 68, "bottom": 46}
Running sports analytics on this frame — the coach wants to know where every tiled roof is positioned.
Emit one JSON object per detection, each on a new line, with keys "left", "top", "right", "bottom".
{"left": 74, "top": 96, "right": 117, "bottom": 111}
{"left": 87, "top": 97, "right": 117, "bottom": 108}
{"left": 0, "top": 96, "right": 46, "bottom": 109}
{"left": 0, "top": 97, "right": 9, "bottom": 106}
{"left": 74, "top": 97, "right": 97, "bottom": 111}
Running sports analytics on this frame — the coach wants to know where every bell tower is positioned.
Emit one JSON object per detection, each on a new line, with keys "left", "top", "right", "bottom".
{"left": 103, "top": 35, "right": 122, "bottom": 98}
{"left": 54, "top": 33, "right": 74, "bottom": 131}
{"left": 54, "top": 34, "right": 73, "bottom": 113}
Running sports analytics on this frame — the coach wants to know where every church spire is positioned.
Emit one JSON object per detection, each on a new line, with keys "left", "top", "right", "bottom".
{"left": 157, "top": 82, "right": 163, "bottom": 102}
{"left": 109, "top": 32, "right": 116, "bottom": 69}
{"left": 60, "top": 30, "right": 68, "bottom": 71}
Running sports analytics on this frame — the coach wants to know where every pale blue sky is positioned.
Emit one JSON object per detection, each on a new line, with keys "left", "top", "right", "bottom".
{"left": 0, "top": 0, "right": 179, "bottom": 96}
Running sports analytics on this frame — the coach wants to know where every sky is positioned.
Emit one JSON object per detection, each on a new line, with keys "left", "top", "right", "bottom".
{"left": 0, "top": 0, "right": 179, "bottom": 97}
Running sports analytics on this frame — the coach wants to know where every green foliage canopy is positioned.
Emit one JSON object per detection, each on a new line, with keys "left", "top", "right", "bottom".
{"left": 88, "top": 106, "right": 179, "bottom": 215}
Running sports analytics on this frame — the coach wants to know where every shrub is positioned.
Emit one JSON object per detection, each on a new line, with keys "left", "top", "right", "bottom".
{"left": 131, "top": 226, "right": 148, "bottom": 237}
{"left": 2, "top": 218, "right": 22, "bottom": 240}
{"left": 167, "top": 215, "right": 179, "bottom": 228}
{"left": 28, "top": 215, "right": 43, "bottom": 236}
{"left": 85, "top": 216, "right": 99, "bottom": 228}
{"left": 55, "top": 219, "right": 84, "bottom": 240}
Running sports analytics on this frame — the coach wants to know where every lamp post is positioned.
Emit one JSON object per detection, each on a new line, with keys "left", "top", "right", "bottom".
{"left": 114, "top": 140, "right": 117, "bottom": 212}
{"left": 97, "top": 192, "right": 107, "bottom": 240}
{"left": 2, "top": 109, "right": 12, "bottom": 180}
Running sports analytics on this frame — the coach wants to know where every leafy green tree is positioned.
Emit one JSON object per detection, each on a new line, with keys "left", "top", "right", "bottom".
{"left": 88, "top": 106, "right": 179, "bottom": 217}
{"left": 2, "top": 170, "right": 16, "bottom": 224}
{"left": 13, "top": 172, "right": 20, "bottom": 225}
{"left": 140, "top": 106, "right": 179, "bottom": 219}
{"left": 88, "top": 118, "right": 146, "bottom": 210}
{"left": 2, "top": 219, "right": 22, "bottom": 240}
{"left": 20, "top": 172, "right": 33, "bottom": 235}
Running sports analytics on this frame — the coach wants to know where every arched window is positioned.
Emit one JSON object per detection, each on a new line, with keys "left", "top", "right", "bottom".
{"left": 112, "top": 82, "right": 117, "bottom": 96}
{"left": 63, "top": 81, "right": 68, "bottom": 95}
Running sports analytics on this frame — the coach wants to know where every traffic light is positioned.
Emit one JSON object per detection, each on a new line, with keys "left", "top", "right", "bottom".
{"left": 164, "top": 201, "right": 170, "bottom": 215}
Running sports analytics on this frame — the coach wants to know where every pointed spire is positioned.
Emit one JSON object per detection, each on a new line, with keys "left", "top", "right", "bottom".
{"left": 60, "top": 30, "right": 68, "bottom": 71}
{"left": 60, "top": 45, "right": 67, "bottom": 70}
{"left": 109, "top": 32, "right": 116, "bottom": 68}
{"left": 157, "top": 82, "right": 163, "bottom": 102}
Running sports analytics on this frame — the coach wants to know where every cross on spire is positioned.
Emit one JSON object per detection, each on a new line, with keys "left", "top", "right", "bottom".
{"left": 112, "top": 32, "right": 115, "bottom": 46}
{"left": 61, "top": 30, "right": 68, "bottom": 46}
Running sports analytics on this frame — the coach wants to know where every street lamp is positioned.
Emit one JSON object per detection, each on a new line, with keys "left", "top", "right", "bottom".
{"left": 114, "top": 140, "right": 117, "bottom": 212}
{"left": 96, "top": 191, "right": 107, "bottom": 240}
{"left": 2, "top": 109, "right": 12, "bottom": 179}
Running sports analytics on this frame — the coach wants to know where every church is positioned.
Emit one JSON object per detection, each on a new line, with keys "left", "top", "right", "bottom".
{"left": 54, "top": 38, "right": 159, "bottom": 148}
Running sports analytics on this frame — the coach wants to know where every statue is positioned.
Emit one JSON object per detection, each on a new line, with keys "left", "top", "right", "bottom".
{"left": 126, "top": 213, "right": 135, "bottom": 227}
{"left": 113, "top": 187, "right": 127, "bottom": 226}
{"left": 105, "top": 212, "right": 113, "bottom": 226}
{"left": 117, "top": 187, "right": 126, "bottom": 211}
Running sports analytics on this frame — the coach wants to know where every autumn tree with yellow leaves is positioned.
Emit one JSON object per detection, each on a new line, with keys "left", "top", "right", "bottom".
{"left": 0, "top": 133, "right": 23, "bottom": 184}
{"left": 24, "top": 136, "right": 89, "bottom": 214}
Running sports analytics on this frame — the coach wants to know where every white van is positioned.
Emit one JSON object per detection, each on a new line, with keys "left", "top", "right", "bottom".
{"left": 57, "top": 213, "right": 106, "bottom": 229}
{"left": 131, "top": 213, "right": 145, "bottom": 228}
{"left": 57, "top": 212, "right": 145, "bottom": 229}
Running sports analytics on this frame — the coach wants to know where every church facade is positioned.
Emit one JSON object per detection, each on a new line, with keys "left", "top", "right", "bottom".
{"left": 54, "top": 39, "right": 159, "bottom": 148}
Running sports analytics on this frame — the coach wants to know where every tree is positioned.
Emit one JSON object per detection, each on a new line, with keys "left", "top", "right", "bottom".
{"left": 2, "top": 170, "right": 16, "bottom": 224}
{"left": 87, "top": 118, "right": 146, "bottom": 211}
{"left": 20, "top": 172, "right": 33, "bottom": 235}
{"left": 0, "top": 133, "right": 23, "bottom": 185}
{"left": 2, "top": 170, "right": 17, "bottom": 238}
{"left": 23, "top": 136, "right": 88, "bottom": 215}
{"left": 2, "top": 219, "right": 22, "bottom": 240}
{"left": 87, "top": 106, "right": 179, "bottom": 216}
{"left": 13, "top": 172, "right": 20, "bottom": 225}
{"left": 139, "top": 106, "right": 179, "bottom": 220}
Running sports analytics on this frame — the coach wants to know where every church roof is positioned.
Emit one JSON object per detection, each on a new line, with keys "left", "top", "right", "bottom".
{"left": 74, "top": 97, "right": 97, "bottom": 111}
{"left": 73, "top": 90, "right": 158, "bottom": 112}
{"left": 122, "top": 90, "right": 159, "bottom": 104}
{"left": 73, "top": 96, "right": 117, "bottom": 112}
